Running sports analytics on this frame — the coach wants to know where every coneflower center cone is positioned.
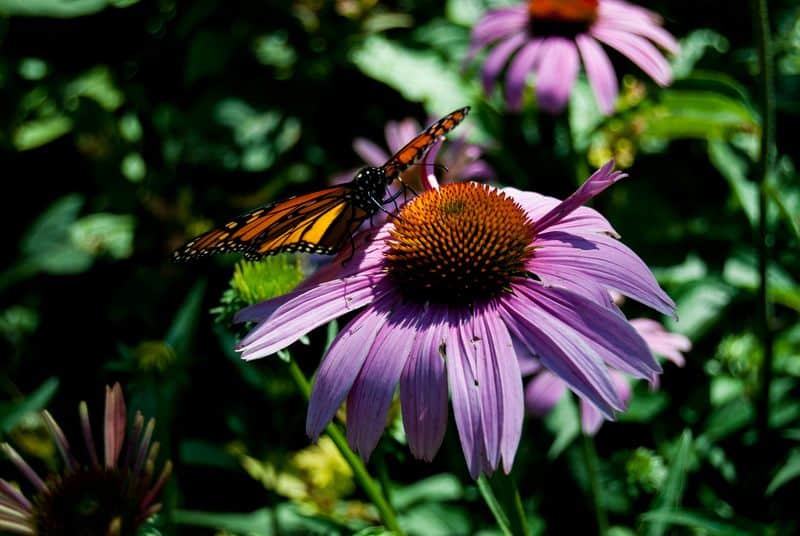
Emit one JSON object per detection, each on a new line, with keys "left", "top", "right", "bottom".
{"left": 33, "top": 469, "right": 139, "bottom": 536}
{"left": 528, "top": 0, "right": 598, "bottom": 36}
{"left": 385, "top": 182, "right": 535, "bottom": 305}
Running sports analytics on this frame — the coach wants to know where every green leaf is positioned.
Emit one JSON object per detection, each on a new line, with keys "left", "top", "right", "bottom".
{"left": 641, "top": 510, "right": 763, "bottom": 536}
{"left": 651, "top": 255, "right": 708, "bottom": 287}
{"left": 644, "top": 91, "right": 757, "bottom": 143}
{"left": 0, "top": 0, "right": 113, "bottom": 17}
{"left": 64, "top": 66, "right": 124, "bottom": 111}
{"left": 666, "top": 277, "right": 737, "bottom": 339}
{"left": 671, "top": 30, "right": 730, "bottom": 79}
{"left": 401, "top": 502, "right": 472, "bottom": 536}
{"left": 723, "top": 249, "right": 800, "bottom": 312}
{"left": 350, "top": 35, "right": 473, "bottom": 116}
{"left": 393, "top": 473, "right": 464, "bottom": 511}
{"left": 0, "top": 378, "right": 59, "bottom": 436}
{"left": 767, "top": 449, "right": 800, "bottom": 495}
{"left": 477, "top": 476, "right": 513, "bottom": 536}
{"left": 644, "top": 430, "right": 693, "bottom": 536}
{"left": 13, "top": 115, "right": 73, "bottom": 150}
{"left": 764, "top": 180, "right": 800, "bottom": 241}
{"left": 165, "top": 281, "right": 207, "bottom": 357}
{"left": 702, "top": 399, "right": 754, "bottom": 442}
{"left": 174, "top": 508, "right": 273, "bottom": 535}
{"left": 70, "top": 213, "right": 135, "bottom": 259}
{"left": 708, "top": 141, "right": 758, "bottom": 226}
{"left": 544, "top": 393, "right": 580, "bottom": 459}
{"left": 20, "top": 194, "right": 94, "bottom": 275}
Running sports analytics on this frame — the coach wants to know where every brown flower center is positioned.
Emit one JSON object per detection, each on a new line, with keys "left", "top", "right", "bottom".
{"left": 385, "top": 182, "right": 535, "bottom": 305}
{"left": 527, "top": 0, "right": 599, "bottom": 37}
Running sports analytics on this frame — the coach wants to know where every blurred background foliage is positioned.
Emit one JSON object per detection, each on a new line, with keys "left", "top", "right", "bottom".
{"left": 1, "top": 0, "right": 799, "bottom": 534}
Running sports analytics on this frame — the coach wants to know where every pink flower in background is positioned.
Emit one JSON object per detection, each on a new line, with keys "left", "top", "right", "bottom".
{"left": 467, "top": 0, "right": 678, "bottom": 114}
{"left": 235, "top": 161, "right": 675, "bottom": 478}
{"left": 333, "top": 116, "right": 495, "bottom": 186}
{"left": 523, "top": 316, "right": 690, "bottom": 435}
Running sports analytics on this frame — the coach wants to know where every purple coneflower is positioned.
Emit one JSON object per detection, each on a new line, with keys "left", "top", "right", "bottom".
{"left": 1, "top": 384, "right": 171, "bottom": 535}
{"left": 524, "top": 315, "right": 690, "bottom": 435}
{"left": 467, "top": 0, "right": 678, "bottom": 114}
{"left": 235, "top": 161, "right": 675, "bottom": 478}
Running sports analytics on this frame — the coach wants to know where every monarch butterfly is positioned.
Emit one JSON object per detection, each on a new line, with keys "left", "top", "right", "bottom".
{"left": 173, "top": 106, "right": 470, "bottom": 262}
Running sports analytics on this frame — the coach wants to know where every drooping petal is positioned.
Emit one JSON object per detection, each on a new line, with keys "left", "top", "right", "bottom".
{"left": 576, "top": 34, "right": 618, "bottom": 115}
{"left": 525, "top": 370, "right": 568, "bottom": 415}
{"left": 505, "top": 39, "right": 544, "bottom": 111}
{"left": 580, "top": 370, "right": 631, "bottom": 435}
{"left": 237, "top": 275, "right": 384, "bottom": 360}
{"left": 534, "top": 161, "right": 625, "bottom": 233}
{"left": 528, "top": 230, "right": 676, "bottom": 316}
{"left": 534, "top": 37, "right": 581, "bottom": 114}
{"left": 104, "top": 383, "right": 126, "bottom": 469}
{"left": 630, "top": 318, "right": 690, "bottom": 366}
{"left": 482, "top": 310, "right": 524, "bottom": 473}
{"left": 501, "top": 295, "right": 624, "bottom": 418}
{"left": 306, "top": 303, "right": 389, "bottom": 440}
{"left": 446, "top": 314, "right": 486, "bottom": 479}
{"left": 347, "top": 304, "right": 418, "bottom": 460}
{"left": 482, "top": 33, "right": 527, "bottom": 95}
{"left": 401, "top": 307, "right": 449, "bottom": 462}
{"left": 470, "top": 313, "right": 502, "bottom": 470}
{"left": 591, "top": 27, "right": 673, "bottom": 86}
{"left": 515, "top": 283, "right": 661, "bottom": 379}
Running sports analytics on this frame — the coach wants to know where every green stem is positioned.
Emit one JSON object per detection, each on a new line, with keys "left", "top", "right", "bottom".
{"left": 582, "top": 434, "right": 609, "bottom": 536}
{"left": 478, "top": 472, "right": 529, "bottom": 536}
{"left": 749, "top": 0, "right": 775, "bottom": 441}
{"left": 286, "top": 360, "right": 405, "bottom": 535}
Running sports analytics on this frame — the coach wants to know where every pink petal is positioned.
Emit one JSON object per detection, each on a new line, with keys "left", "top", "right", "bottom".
{"left": 528, "top": 230, "right": 676, "bottom": 317}
{"left": 525, "top": 370, "right": 567, "bottom": 416}
{"left": 576, "top": 35, "right": 618, "bottom": 115}
{"left": 401, "top": 307, "right": 449, "bottom": 461}
{"left": 515, "top": 283, "right": 661, "bottom": 379}
{"left": 505, "top": 39, "right": 543, "bottom": 111}
{"left": 237, "top": 275, "right": 384, "bottom": 360}
{"left": 533, "top": 161, "right": 625, "bottom": 233}
{"left": 347, "top": 305, "right": 418, "bottom": 460}
{"left": 306, "top": 303, "right": 389, "bottom": 440}
{"left": 482, "top": 33, "right": 527, "bottom": 95}
{"left": 534, "top": 37, "right": 581, "bottom": 114}
{"left": 447, "top": 314, "right": 487, "bottom": 479}
{"left": 591, "top": 27, "right": 673, "bottom": 86}
{"left": 501, "top": 295, "right": 623, "bottom": 418}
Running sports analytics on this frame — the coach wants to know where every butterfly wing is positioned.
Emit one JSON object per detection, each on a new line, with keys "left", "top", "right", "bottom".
{"left": 173, "top": 185, "right": 369, "bottom": 261}
{"left": 381, "top": 106, "right": 470, "bottom": 180}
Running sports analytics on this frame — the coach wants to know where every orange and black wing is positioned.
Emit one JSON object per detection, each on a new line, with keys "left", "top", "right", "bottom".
{"left": 382, "top": 106, "right": 470, "bottom": 180}
{"left": 173, "top": 185, "right": 369, "bottom": 261}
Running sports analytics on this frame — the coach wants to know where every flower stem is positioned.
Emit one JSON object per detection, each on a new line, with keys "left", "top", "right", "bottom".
{"left": 749, "top": 0, "right": 775, "bottom": 441}
{"left": 582, "top": 434, "right": 609, "bottom": 535}
{"left": 477, "top": 472, "right": 529, "bottom": 536}
{"left": 286, "top": 359, "right": 405, "bottom": 535}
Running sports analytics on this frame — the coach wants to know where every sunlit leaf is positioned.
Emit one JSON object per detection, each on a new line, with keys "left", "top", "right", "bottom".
{"left": 351, "top": 35, "right": 474, "bottom": 116}
{"left": 0, "top": 378, "right": 59, "bottom": 436}
{"left": 641, "top": 510, "right": 764, "bottom": 536}
{"left": 393, "top": 474, "right": 463, "bottom": 510}
{"left": 174, "top": 508, "right": 274, "bottom": 535}
{"left": 767, "top": 449, "right": 800, "bottom": 495}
